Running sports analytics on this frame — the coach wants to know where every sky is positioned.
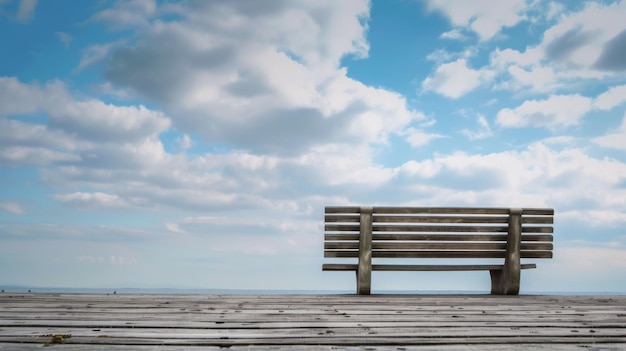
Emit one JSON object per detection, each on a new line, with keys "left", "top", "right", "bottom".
{"left": 1, "top": 0, "right": 625, "bottom": 294}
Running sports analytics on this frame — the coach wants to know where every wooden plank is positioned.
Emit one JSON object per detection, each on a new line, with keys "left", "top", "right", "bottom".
{"left": 522, "top": 216, "right": 554, "bottom": 224}
{"left": 372, "top": 207, "right": 511, "bottom": 214}
{"left": 521, "top": 234, "right": 553, "bottom": 242}
{"left": 371, "top": 264, "right": 537, "bottom": 271}
{"left": 325, "top": 242, "right": 553, "bottom": 251}
{"left": 371, "top": 225, "right": 510, "bottom": 233}
{"left": 325, "top": 225, "right": 553, "bottom": 233}
{"left": 373, "top": 215, "right": 510, "bottom": 223}
{"left": 2, "top": 335, "right": 626, "bottom": 348}
{"left": 521, "top": 208, "right": 554, "bottom": 215}
{"left": 0, "top": 293, "right": 623, "bottom": 349}
{"left": 325, "top": 251, "right": 554, "bottom": 259}
{"left": 323, "top": 263, "right": 358, "bottom": 270}
{"left": 323, "top": 264, "right": 537, "bottom": 271}
{"left": 327, "top": 215, "right": 553, "bottom": 224}
{"left": 521, "top": 226, "right": 553, "bottom": 233}
{"left": 325, "top": 207, "right": 360, "bottom": 214}
{"left": 325, "top": 206, "right": 554, "bottom": 216}
{"left": 324, "top": 214, "right": 360, "bottom": 223}
{"left": 0, "top": 344, "right": 623, "bottom": 351}
{"left": 325, "top": 224, "right": 360, "bottom": 232}
{"left": 326, "top": 234, "right": 553, "bottom": 242}
{"left": 521, "top": 251, "right": 553, "bottom": 258}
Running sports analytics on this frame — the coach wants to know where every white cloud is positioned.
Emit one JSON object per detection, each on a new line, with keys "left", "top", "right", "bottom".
{"left": 488, "top": 1, "right": 626, "bottom": 93}
{"left": 55, "top": 192, "right": 128, "bottom": 209}
{"left": 462, "top": 114, "right": 493, "bottom": 140}
{"left": 541, "top": 1, "right": 626, "bottom": 70}
{"left": 545, "top": 1, "right": 564, "bottom": 21}
{"left": 0, "top": 77, "right": 171, "bottom": 167}
{"left": 422, "top": 59, "right": 495, "bottom": 98}
{"left": 593, "top": 113, "right": 626, "bottom": 150}
{"left": 109, "top": 255, "right": 138, "bottom": 265}
{"left": 0, "top": 117, "right": 80, "bottom": 151}
{"left": 176, "top": 215, "right": 321, "bottom": 255}
{"left": 426, "top": 49, "right": 458, "bottom": 64}
{"left": 77, "top": 255, "right": 138, "bottom": 265}
{"left": 426, "top": 0, "right": 530, "bottom": 41}
{"left": 16, "top": 0, "right": 36, "bottom": 23}
{"left": 593, "top": 85, "right": 626, "bottom": 111}
{"left": 165, "top": 223, "right": 185, "bottom": 234}
{"left": 395, "top": 142, "right": 626, "bottom": 222}
{"left": 542, "top": 136, "right": 575, "bottom": 145}
{"left": 0, "top": 146, "right": 80, "bottom": 166}
{"left": 55, "top": 32, "right": 72, "bottom": 48}
{"left": 561, "top": 211, "right": 626, "bottom": 226}
{"left": 75, "top": 41, "right": 124, "bottom": 72}
{"left": 47, "top": 100, "right": 170, "bottom": 143}
{"left": 99, "top": 0, "right": 432, "bottom": 155}
{"left": 95, "top": 82, "right": 134, "bottom": 100}
{"left": 0, "top": 77, "right": 42, "bottom": 116}
{"left": 439, "top": 28, "right": 466, "bottom": 40}
{"left": 0, "top": 202, "right": 24, "bottom": 215}
{"left": 177, "top": 134, "right": 193, "bottom": 151}
{"left": 496, "top": 94, "right": 592, "bottom": 128}
{"left": 404, "top": 128, "right": 444, "bottom": 147}
{"left": 88, "top": 0, "right": 156, "bottom": 28}
{"left": 506, "top": 65, "right": 557, "bottom": 92}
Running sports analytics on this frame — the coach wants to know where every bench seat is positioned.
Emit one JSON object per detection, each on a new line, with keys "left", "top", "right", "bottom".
{"left": 323, "top": 263, "right": 537, "bottom": 271}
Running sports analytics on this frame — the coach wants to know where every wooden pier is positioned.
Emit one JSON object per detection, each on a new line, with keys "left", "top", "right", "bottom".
{"left": 1, "top": 293, "right": 625, "bottom": 350}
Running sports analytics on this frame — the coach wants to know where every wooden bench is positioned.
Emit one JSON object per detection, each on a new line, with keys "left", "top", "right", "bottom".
{"left": 323, "top": 206, "right": 554, "bottom": 295}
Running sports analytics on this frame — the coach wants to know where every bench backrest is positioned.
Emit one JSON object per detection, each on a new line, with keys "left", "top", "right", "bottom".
{"left": 324, "top": 207, "right": 554, "bottom": 261}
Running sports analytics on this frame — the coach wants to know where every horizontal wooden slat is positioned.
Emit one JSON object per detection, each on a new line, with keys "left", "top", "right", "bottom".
{"left": 522, "top": 234, "right": 553, "bottom": 242}
{"left": 325, "top": 251, "right": 553, "bottom": 259}
{"left": 324, "top": 234, "right": 553, "bottom": 242}
{"left": 326, "top": 242, "right": 506, "bottom": 250}
{"left": 325, "top": 242, "right": 553, "bottom": 251}
{"left": 522, "top": 216, "right": 554, "bottom": 224}
{"left": 325, "top": 224, "right": 360, "bottom": 232}
{"left": 372, "top": 263, "right": 538, "bottom": 271}
{"left": 372, "top": 207, "right": 511, "bottom": 215}
{"left": 372, "top": 225, "right": 509, "bottom": 233}
{"left": 322, "top": 263, "right": 538, "bottom": 271}
{"left": 325, "top": 206, "right": 361, "bottom": 214}
{"left": 322, "top": 263, "right": 358, "bottom": 270}
{"left": 521, "top": 251, "right": 553, "bottom": 259}
{"left": 325, "top": 206, "right": 554, "bottom": 216}
{"left": 373, "top": 215, "right": 510, "bottom": 224}
{"left": 325, "top": 214, "right": 360, "bottom": 223}
{"left": 521, "top": 226, "right": 553, "bottom": 233}
{"left": 326, "top": 215, "right": 553, "bottom": 225}
{"left": 521, "top": 208, "right": 554, "bottom": 215}
{"left": 325, "top": 225, "right": 553, "bottom": 233}
{"left": 324, "top": 233, "right": 360, "bottom": 241}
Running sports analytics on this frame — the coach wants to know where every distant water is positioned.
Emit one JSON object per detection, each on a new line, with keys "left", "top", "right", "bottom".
{"left": 1, "top": 286, "right": 624, "bottom": 295}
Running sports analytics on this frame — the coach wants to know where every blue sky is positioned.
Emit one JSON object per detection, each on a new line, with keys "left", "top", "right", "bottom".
{"left": 1, "top": 0, "right": 626, "bottom": 293}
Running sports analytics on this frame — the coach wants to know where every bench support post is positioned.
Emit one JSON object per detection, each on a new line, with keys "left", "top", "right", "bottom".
{"left": 356, "top": 206, "right": 373, "bottom": 295}
{"left": 490, "top": 208, "right": 522, "bottom": 295}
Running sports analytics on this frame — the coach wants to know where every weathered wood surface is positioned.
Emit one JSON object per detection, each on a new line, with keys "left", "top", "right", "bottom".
{"left": 1, "top": 293, "right": 625, "bottom": 350}
{"left": 324, "top": 206, "right": 554, "bottom": 295}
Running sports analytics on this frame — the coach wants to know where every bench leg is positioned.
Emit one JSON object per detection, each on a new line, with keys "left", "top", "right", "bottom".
{"left": 491, "top": 208, "right": 522, "bottom": 295}
{"left": 490, "top": 269, "right": 520, "bottom": 295}
{"left": 356, "top": 270, "right": 371, "bottom": 295}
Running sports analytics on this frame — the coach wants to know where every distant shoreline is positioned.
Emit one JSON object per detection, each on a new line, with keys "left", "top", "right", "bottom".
{"left": 1, "top": 286, "right": 624, "bottom": 296}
